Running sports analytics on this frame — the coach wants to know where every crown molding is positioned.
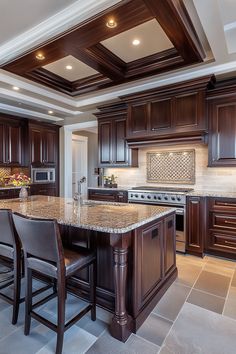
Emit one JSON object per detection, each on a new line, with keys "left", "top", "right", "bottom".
{"left": 0, "top": 87, "right": 82, "bottom": 116}
{"left": 0, "top": 103, "right": 63, "bottom": 121}
{"left": 0, "top": 0, "right": 121, "bottom": 65}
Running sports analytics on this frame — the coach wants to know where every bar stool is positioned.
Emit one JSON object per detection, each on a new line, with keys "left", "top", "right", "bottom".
{"left": 0, "top": 209, "right": 22, "bottom": 324}
{"left": 13, "top": 212, "right": 96, "bottom": 354}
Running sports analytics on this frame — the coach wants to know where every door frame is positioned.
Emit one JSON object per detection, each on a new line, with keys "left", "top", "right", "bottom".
{"left": 72, "top": 134, "right": 88, "bottom": 198}
{"left": 60, "top": 120, "right": 97, "bottom": 197}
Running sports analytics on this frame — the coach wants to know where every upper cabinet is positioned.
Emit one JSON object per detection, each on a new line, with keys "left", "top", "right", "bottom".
{"left": 29, "top": 123, "right": 59, "bottom": 167}
{"left": 208, "top": 82, "right": 236, "bottom": 167}
{"left": 0, "top": 115, "right": 26, "bottom": 167}
{"left": 124, "top": 76, "right": 214, "bottom": 144}
{"left": 95, "top": 104, "right": 138, "bottom": 167}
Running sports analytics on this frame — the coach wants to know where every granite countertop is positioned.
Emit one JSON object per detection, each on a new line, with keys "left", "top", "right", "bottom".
{"left": 186, "top": 190, "right": 236, "bottom": 198}
{"left": 0, "top": 186, "right": 22, "bottom": 190}
{"left": 0, "top": 195, "right": 175, "bottom": 234}
{"left": 88, "top": 186, "right": 236, "bottom": 198}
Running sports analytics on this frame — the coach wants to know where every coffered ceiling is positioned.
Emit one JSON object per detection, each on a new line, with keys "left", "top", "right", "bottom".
{"left": 1, "top": 0, "right": 207, "bottom": 97}
{"left": 0, "top": 0, "right": 236, "bottom": 125}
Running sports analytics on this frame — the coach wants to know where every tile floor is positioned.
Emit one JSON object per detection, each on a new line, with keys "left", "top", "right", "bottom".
{"left": 0, "top": 253, "right": 236, "bottom": 353}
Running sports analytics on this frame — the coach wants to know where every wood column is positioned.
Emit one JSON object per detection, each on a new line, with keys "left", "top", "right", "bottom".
{"left": 109, "top": 232, "right": 133, "bottom": 342}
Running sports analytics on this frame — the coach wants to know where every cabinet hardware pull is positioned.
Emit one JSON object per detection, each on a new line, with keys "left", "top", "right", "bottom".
{"left": 224, "top": 240, "right": 236, "bottom": 245}
{"left": 225, "top": 220, "right": 236, "bottom": 225}
{"left": 151, "top": 128, "right": 159, "bottom": 131}
{"left": 221, "top": 203, "right": 236, "bottom": 206}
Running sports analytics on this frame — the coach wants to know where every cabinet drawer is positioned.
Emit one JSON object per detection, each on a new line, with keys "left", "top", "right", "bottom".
{"left": 0, "top": 189, "right": 9, "bottom": 198}
{"left": 210, "top": 198, "right": 236, "bottom": 211}
{"left": 211, "top": 212, "right": 236, "bottom": 230}
{"left": 208, "top": 230, "right": 236, "bottom": 253}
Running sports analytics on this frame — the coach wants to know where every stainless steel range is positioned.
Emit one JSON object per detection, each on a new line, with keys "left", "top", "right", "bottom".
{"left": 128, "top": 186, "right": 194, "bottom": 253}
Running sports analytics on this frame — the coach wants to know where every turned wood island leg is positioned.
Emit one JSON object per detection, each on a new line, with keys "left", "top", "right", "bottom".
{"left": 109, "top": 232, "right": 133, "bottom": 342}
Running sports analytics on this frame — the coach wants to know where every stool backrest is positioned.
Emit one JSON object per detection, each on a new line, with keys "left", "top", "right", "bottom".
{"left": 0, "top": 209, "right": 18, "bottom": 247}
{"left": 13, "top": 212, "right": 63, "bottom": 264}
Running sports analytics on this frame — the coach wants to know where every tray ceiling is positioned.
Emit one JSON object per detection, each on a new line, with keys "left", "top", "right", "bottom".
{"left": 1, "top": 0, "right": 207, "bottom": 97}
{"left": 101, "top": 19, "right": 173, "bottom": 63}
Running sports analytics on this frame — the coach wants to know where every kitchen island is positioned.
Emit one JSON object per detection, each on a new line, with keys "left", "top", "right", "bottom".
{"left": 0, "top": 196, "right": 177, "bottom": 342}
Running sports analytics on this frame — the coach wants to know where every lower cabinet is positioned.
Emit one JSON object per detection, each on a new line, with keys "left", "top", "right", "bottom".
{"left": 30, "top": 183, "right": 57, "bottom": 196}
{"left": 88, "top": 189, "right": 128, "bottom": 203}
{"left": 0, "top": 188, "right": 20, "bottom": 199}
{"left": 206, "top": 197, "right": 236, "bottom": 258}
{"left": 186, "top": 196, "right": 206, "bottom": 257}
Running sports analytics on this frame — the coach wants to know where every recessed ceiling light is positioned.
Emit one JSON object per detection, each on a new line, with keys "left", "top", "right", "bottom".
{"left": 132, "top": 39, "right": 140, "bottom": 46}
{"left": 36, "top": 52, "right": 45, "bottom": 60}
{"left": 106, "top": 18, "right": 117, "bottom": 28}
{"left": 66, "top": 65, "right": 73, "bottom": 70}
{"left": 48, "top": 110, "right": 54, "bottom": 114}
{"left": 12, "top": 86, "right": 20, "bottom": 91}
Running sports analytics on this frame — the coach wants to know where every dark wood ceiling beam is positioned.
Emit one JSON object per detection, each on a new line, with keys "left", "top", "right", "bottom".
{"left": 142, "top": 0, "right": 206, "bottom": 63}
{"left": 69, "top": 46, "right": 125, "bottom": 81}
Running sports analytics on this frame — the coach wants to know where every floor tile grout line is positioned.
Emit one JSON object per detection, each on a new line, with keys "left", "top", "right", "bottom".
{"left": 150, "top": 311, "right": 175, "bottom": 324}
{"left": 188, "top": 286, "right": 227, "bottom": 300}
{"left": 133, "top": 333, "right": 161, "bottom": 350}
{"left": 222, "top": 267, "right": 235, "bottom": 315}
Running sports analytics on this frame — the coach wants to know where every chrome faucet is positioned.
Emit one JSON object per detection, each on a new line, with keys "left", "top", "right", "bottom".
{"left": 74, "top": 176, "right": 86, "bottom": 201}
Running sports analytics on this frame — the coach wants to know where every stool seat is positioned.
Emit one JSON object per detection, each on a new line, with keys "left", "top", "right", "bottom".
{"left": 0, "top": 243, "right": 15, "bottom": 259}
{"left": 27, "top": 247, "right": 96, "bottom": 278}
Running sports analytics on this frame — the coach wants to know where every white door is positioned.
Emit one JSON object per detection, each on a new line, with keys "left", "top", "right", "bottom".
{"left": 72, "top": 134, "right": 88, "bottom": 199}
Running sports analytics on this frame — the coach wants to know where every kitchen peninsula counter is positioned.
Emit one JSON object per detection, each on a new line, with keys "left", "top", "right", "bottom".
{"left": 0, "top": 195, "right": 177, "bottom": 342}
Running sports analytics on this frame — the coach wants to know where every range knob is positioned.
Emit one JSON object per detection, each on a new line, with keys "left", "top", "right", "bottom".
{"left": 164, "top": 196, "right": 168, "bottom": 201}
{"left": 130, "top": 194, "right": 133, "bottom": 198}
{"left": 147, "top": 195, "right": 151, "bottom": 199}
{"left": 171, "top": 196, "right": 176, "bottom": 201}
{"left": 153, "top": 195, "right": 157, "bottom": 200}
{"left": 158, "top": 196, "right": 162, "bottom": 200}
{"left": 177, "top": 196, "right": 181, "bottom": 201}
{"left": 141, "top": 195, "right": 145, "bottom": 199}
{"left": 135, "top": 194, "right": 139, "bottom": 198}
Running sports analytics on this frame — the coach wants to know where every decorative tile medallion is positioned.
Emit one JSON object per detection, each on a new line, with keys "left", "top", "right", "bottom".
{"left": 0, "top": 167, "right": 11, "bottom": 179}
{"left": 147, "top": 150, "right": 195, "bottom": 184}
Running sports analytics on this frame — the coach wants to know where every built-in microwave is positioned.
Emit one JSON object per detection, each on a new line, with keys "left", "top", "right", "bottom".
{"left": 31, "top": 168, "right": 55, "bottom": 183}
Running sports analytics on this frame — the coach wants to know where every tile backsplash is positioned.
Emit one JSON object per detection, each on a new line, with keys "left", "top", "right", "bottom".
{"left": 105, "top": 144, "right": 236, "bottom": 192}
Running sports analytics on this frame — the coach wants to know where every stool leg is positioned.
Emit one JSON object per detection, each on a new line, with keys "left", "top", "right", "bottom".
{"left": 90, "top": 262, "right": 96, "bottom": 321}
{"left": 24, "top": 267, "right": 32, "bottom": 335}
{"left": 12, "top": 252, "right": 21, "bottom": 325}
{"left": 56, "top": 275, "right": 66, "bottom": 354}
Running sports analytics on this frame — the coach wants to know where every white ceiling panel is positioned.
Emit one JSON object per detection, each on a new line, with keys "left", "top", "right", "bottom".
{"left": 43, "top": 55, "right": 99, "bottom": 82}
{"left": 101, "top": 19, "right": 173, "bottom": 63}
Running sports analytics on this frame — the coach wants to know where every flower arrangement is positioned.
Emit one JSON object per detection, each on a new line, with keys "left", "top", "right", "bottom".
{"left": 104, "top": 174, "right": 118, "bottom": 188}
{"left": 8, "top": 173, "right": 31, "bottom": 187}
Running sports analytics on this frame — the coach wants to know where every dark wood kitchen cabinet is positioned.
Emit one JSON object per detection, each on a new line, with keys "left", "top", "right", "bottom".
{"left": 186, "top": 196, "right": 206, "bottom": 257}
{"left": 208, "top": 88, "right": 236, "bottom": 166}
{"left": 124, "top": 76, "right": 213, "bottom": 143}
{"left": 29, "top": 123, "right": 59, "bottom": 167}
{"left": 0, "top": 188, "right": 20, "bottom": 199}
{"left": 88, "top": 189, "right": 128, "bottom": 203}
{"left": 29, "top": 183, "right": 57, "bottom": 196}
{"left": 0, "top": 115, "right": 26, "bottom": 166}
{"left": 206, "top": 197, "right": 236, "bottom": 258}
{"left": 95, "top": 103, "right": 138, "bottom": 167}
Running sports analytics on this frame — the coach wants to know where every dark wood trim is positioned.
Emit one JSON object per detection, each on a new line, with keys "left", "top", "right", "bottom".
{"left": 142, "top": 0, "right": 205, "bottom": 62}
{"left": 1, "top": 0, "right": 207, "bottom": 96}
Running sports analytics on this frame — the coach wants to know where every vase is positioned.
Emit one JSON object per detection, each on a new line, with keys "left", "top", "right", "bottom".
{"left": 19, "top": 186, "right": 28, "bottom": 200}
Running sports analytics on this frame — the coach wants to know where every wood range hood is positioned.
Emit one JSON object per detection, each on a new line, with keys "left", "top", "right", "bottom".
{"left": 119, "top": 75, "right": 216, "bottom": 148}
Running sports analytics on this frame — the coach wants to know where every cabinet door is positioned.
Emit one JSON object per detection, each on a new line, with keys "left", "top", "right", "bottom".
{"left": 127, "top": 103, "right": 149, "bottom": 137}
{"left": 186, "top": 196, "right": 205, "bottom": 256}
{"left": 134, "top": 221, "right": 163, "bottom": 312}
{"left": 98, "top": 120, "right": 112, "bottom": 166}
{"left": 6, "top": 125, "right": 22, "bottom": 165}
{"left": 88, "top": 189, "right": 117, "bottom": 202}
{"left": 174, "top": 91, "right": 205, "bottom": 131}
{"left": 164, "top": 214, "right": 176, "bottom": 275}
{"left": 30, "top": 127, "right": 43, "bottom": 165}
{"left": 208, "top": 99, "right": 236, "bottom": 166}
{"left": 43, "top": 129, "right": 57, "bottom": 165}
{"left": 150, "top": 98, "right": 172, "bottom": 133}
{"left": 113, "top": 117, "right": 127, "bottom": 165}
{"left": 0, "top": 123, "right": 5, "bottom": 164}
